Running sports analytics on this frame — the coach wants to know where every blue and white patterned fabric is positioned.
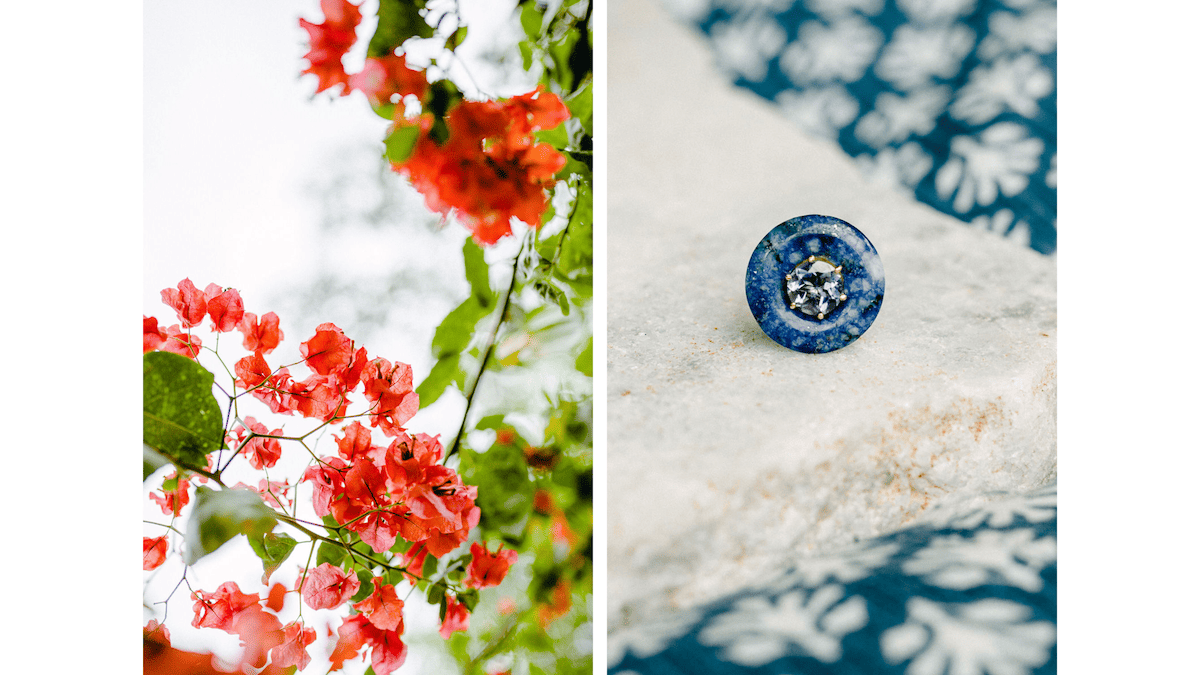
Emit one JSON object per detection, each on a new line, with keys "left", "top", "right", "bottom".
{"left": 608, "top": 482, "right": 1057, "bottom": 675}
{"left": 679, "top": 0, "right": 1057, "bottom": 254}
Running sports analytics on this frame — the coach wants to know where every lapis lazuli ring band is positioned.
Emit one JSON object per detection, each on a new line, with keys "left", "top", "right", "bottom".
{"left": 745, "top": 215, "right": 884, "bottom": 353}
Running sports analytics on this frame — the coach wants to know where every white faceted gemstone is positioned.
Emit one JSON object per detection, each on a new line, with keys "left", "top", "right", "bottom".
{"left": 786, "top": 258, "right": 846, "bottom": 318}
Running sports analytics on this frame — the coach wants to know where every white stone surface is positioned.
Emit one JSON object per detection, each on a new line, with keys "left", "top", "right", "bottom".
{"left": 607, "top": 1, "right": 1057, "bottom": 629}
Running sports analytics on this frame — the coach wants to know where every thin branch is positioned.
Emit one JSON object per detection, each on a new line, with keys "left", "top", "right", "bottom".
{"left": 446, "top": 235, "right": 528, "bottom": 461}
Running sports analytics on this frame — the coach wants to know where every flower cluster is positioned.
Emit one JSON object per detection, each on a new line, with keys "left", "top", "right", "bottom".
{"left": 144, "top": 279, "right": 518, "bottom": 675}
{"left": 297, "top": 0, "right": 570, "bottom": 244}
{"left": 395, "top": 89, "right": 569, "bottom": 244}
{"left": 190, "top": 581, "right": 317, "bottom": 672}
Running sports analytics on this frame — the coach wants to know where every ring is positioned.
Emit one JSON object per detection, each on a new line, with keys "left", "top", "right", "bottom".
{"left": 745, "top": 215, "right": 884, "bottom": 353}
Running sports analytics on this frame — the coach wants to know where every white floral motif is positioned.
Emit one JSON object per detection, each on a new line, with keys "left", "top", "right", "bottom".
{"left": 608, "top": 609, "right": 703, "bottom": 666}
{"left": 921, "top": 485, "right": 1056, "bottom": 529}
{"left": 780, "top": 17, "right": 883, "bottom": 85}
{"left": 710, "top": 14, "right": 787, "bottom": 82}
{"left": 875, "top": 25, "right": 975, "bottom": 91}
{"left": 970, "top": 209, "right": 1032, "bottom": 248}
{"left": 760, "top": 541, "right": 900, "bottom": 593}
{"left": 881, "top": 598, "right": 1055, "bottom": 675}
{"left": 902, "top": 529, "right": 1056, "bottom": 592}
{"left": 856, "top": 87, "right": 950, "bottom": 147}
{"left": 951, "top": 54, "right": 1053, "bottom": 125}
{"left": 896, "top": 0, "right": 979, "bottom": 23}
{"left": 805, "top": 0, "right": 885, "bottom": 17}
{"left": 857, "top": 142, "right": 935, "bottom": 189}
{"left": 698, "top": 585, "right": 869, "bottom": 665}
{"left": 979, "top": 6, "right": 1057, "bottom": 59}
{"left": 935, "top": 122, "right": 1044, "bottom": 212}
{"left": 775, "top": 85, "right": 860, "bottom": 139}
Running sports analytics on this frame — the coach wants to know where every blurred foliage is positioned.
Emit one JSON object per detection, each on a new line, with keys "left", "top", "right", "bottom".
{"left": 407, "top": 0, "right": 594, "bottom": 672}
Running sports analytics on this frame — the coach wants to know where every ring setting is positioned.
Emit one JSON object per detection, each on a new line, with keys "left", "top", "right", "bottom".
{"left": 745, "top": 215, "right": 884, "bottom": 353}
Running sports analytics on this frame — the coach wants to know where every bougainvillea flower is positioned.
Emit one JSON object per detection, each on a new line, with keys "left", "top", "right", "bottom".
{"left": 361, "top": 357, "right": 419, "bottom": 434}
{"left": 231, "top": 417, "right": 284, "bottom": 469}
{"left": 144, "top": 316, "right": 168, "bottom": 353}
{"left": 335, "top": 421, "right": 382, "bottom": 463}
{"left": 286, "top": 373, "right": 348, "bottom": 421}
{"left": 302, "top": 457, "right": 347, "bottom": 516}
{"left": 250, "top": 367, "right": 294, "bottom": 415}
{"left": 505, "top": 86, "right": 570, "bottom": 134}
{"left": 299, "top": 0, "right": 362, "bottom": 95}
{"left": 191, "top": 581, "right": 261, "bottom": 632}
{"left": 205, "top": 287, "right": 244, "bottom": 333}
{"left": 538, "top": 578, "right": 572, "bottom": 626}
{"left": 234, "top": 352, "right": 272, "bottom": 389}
{"left": 143, "top": 536, "right": 169, "bottom": 570}
{"left": 144, "top": 619, "right": 170, "bottom": 643}
{"left": 350, "top": 52, "right": 428, "bottom": 106}
{"left": 353, "top": 578, "right": 405, "bottom": 632}
{"left": 160, "top": 324, "right": 203, "bottom": 359}
{"left": 464, "top": 542, "right": 518, "bottom": 589}
{"left": 161, "top": 278, "right": 208, "bottom": 328}
{"left": 270, "top": 621, "right": 317, "bottom": 670}
{"left": 238, "top": 311, "right": 283, "bottom": 354}
{"left": 300, "top": 322, "right": 355, "bottom": 376}
{"left": 150, "top": 472, "right": 191, "bottom": 517}
{"left": 257, "top": 479, "right": 293, "bottom": 510}
{"left": 532, "top": 488, "right": 553, "bottom": 515}
{"left": 298, "top": 562, "right": 360, "bottom": 610}
{"left": 439, "top": 596, "right": 470, "bottom": 638}
{"left": 329, "top": 613, "right": 372, "bottom": 672}
{"left": 231, "top": 605, "right": 285, "bottom": 670}
{"left": 367, "top": 626, "right": 409, "bottom": 675}
{"left": 391, "top": 90, "right": 569, "bottom": 245}
{"left": 265, "top": 583, "right": 287, "bottom": 613}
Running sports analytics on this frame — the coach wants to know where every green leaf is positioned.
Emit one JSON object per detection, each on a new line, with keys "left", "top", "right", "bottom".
{"left": 143, "top": 351, "right": 223, "bottom": 468}
{"left": 519, "top": 1, "right": 545, "bottom": 40}
{"left": 317, "top": 540, "right": 347, "bottom": 567}
{"left": 247, "top": 531, "right": 298, "bottom": 584}
{"left": 534, "top": 124, "right": 570, "bottom": 150}
{"left": 367, "top": 0, "right": 434, "bottom": 58}
{"left": 574, "top": 337, "right": 593, "bottom": 377}
{"left": 475, "top": 414, "right": 507, "bottom": 431}
{"left": 565, "top": 81, "right": 593, "bottom": 136}
{"left": 351, "top": 570, "right": 375, "bottom": 602}
{"left": 421, "top": 550, "right": 440, "bottom": 579}
{"left": 185, "top": 486, "right": 277, "bottom": 565}
{"left": 427, "top": 580, "right": 448, "bottom": 605}
{"left": 415, "top": 354, "right": 466, "bottom": 409}
{"left": 445, "top": 25, "right": 468, "bottom": 51}
{"left": 143, "top": 444, "right": 170, "bottom": 481}
{"left": 383, "top": 125, "right": 420, "bottom": 164}
{"left": 462, "top": 237, "right": 492, "bottom": 301}
{"left": 458, "top": 588, "right": 480, "bottom": 612}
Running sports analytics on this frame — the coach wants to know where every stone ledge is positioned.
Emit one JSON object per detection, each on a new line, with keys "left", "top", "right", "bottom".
{"left": 608, "top": 0, "right": 1056, "bottom": 627}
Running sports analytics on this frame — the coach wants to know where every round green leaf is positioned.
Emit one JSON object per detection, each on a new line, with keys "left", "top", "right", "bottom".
{"left": 143, "top": 351, "right": 223, "bottom": 468}
{"left": 186, "top": 486, "right": 277, "bottom": 565}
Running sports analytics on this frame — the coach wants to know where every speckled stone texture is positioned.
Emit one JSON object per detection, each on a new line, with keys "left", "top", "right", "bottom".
{"left": 608, "top": 1, "right": 1057, "bottom": 630}
{"left": 746, "top": 215, "right": 884, "bottom": 353}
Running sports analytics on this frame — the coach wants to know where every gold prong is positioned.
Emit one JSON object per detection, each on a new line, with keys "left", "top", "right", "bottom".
{"left": 834, "top": 266, "right": 842, "bottom": 273}
{"left": 785, "top": 273, "right": 792, "bottom": 280}
{"left": 789, "top": 303, "right": 797, "bottom": 309}
{"left": 817, "top": 312, "right": 825, "bottom": 319}
{"left": 807, "top": 255, "right": 815, "bottom": 262}
{"left": 839, "top": 294, "right": 847, "bottom": 301}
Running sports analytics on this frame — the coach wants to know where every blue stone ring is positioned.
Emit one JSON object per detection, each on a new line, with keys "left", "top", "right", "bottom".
{"left": 745, "top": 215, "right": 884, "bottom": 353}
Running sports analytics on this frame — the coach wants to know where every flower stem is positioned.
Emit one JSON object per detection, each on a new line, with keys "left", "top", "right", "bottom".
{"left": 446, "top": 235, "right": 527, "bottom": 461}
